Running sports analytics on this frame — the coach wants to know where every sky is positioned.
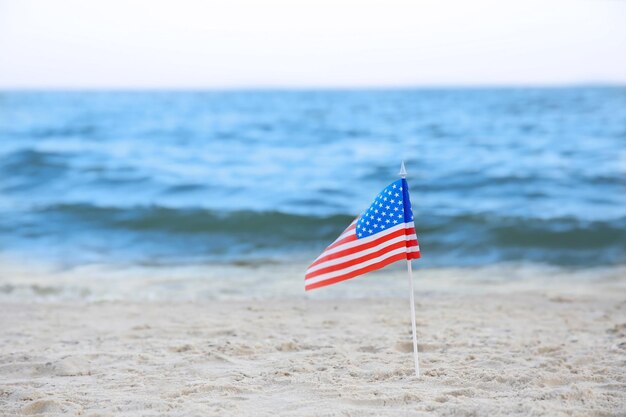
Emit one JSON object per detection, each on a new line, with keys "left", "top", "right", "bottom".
{"left": 0, "top": 0, "right": 625, "bottom": 88}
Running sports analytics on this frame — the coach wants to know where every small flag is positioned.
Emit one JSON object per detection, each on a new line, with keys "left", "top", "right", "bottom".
{"left": 305, "top": 177, "right": 420, "bottom": 291}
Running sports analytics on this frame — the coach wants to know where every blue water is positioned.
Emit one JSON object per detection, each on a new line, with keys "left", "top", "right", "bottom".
{"left": 1, "top": 88, "right": 625, "bottom": 268}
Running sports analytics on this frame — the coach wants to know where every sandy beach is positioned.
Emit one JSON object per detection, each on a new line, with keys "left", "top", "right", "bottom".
{"left": 1, "top": 272, "right": 625, "bottom": 416}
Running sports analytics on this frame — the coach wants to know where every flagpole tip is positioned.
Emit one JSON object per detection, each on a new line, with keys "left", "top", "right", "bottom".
{"left": 399, "top": 161, "right": 407, "bottom": 178}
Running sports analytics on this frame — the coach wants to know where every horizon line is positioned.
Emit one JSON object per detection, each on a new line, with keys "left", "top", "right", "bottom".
{"left": 1, "top": 81, "right": 624, "bottom": 92}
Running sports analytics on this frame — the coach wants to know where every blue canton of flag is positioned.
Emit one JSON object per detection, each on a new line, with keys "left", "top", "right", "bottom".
{"left": 356, "top": 179, "right": 414, "bottom": 238}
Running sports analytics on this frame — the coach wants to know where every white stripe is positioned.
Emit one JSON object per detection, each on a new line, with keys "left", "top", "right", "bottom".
{"left": 306, "top": 234, "right": 413, "bottom": 274}
{"left": 315, "top": 221, "right": 415, "bottom": 260}
{"left": 306, "top": 246, "right": 408, "bottom": 286}
{"left": 306, "top": 234, "right": 418, "bottom": 274}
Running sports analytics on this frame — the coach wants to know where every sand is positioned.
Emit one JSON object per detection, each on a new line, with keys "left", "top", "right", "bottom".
{"left": 1, "top": 275, "right": 625, "bottom": 416}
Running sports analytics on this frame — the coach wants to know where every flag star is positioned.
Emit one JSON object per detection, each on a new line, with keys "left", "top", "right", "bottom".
{"left": 368, "top": 229, "right": 373, "bottom": 233}
{"left": 395, "top": 193, "right": 399, "bottom": 197}
{"left": 374, "top": 209, "right": 379, "bottom": 214}
{"left": 373, "top": 224, "right": 378, "bottom": 228}
{"left": 400, "top": 187, "right": 403, "bottom": 190}
{"left": 379, "top": 203, "right": 383, "bottom": 207}
{"left": 390, "top": 200, "right": 395, "bottom": 204}
{"left": 385, "top": 205, "right": 390, "bottom": 209}
{"left": 382, "top": 212, "right": 387, "bottom": 216}
{"left": 377, "top": 217, "right": 381, "bottom": 222}
{"left": 387, "top": 191, "right": 392, "bottom": 195}
{"left": 385, "top": 219, "right": 390, "bottom": 224}
{"left": 393, "top": 219, "right": 398, "bottom": 224}
{"left": 358, "top": 232, "right": 362, "bottom": 237}
{"left": 398, "top": 214, "right": 403, "bottom": 218}
{"left": 366, "top": 221, "right": 370, "bottom": 225}
{"left": 383, "top": 197, "right": 388, "bottom": 201}
{"left": 381, "top": 225, "right": 385, "bottom": 229}
{"left": 392, "top": 184, "right": 397, "bottom": 189}
{"left": 394, "top": 207, "right": 399, "bottom": 211}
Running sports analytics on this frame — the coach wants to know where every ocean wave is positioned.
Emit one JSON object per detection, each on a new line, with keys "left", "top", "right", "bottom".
{"left": 35, "top": 203, "right": 355, "bottom": 241}
{"left": 420, "top": 213, "right": 626, "bottom": 249}
{"left": 0, "top": 149, "right": 69, "bottom": 174}
{"left": 22, "top": 203, "right": 624, "bottom": 253}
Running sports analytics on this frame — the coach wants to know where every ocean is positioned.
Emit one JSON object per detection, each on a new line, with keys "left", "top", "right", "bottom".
{"left": 1, "top": 88, "right": 625, "bottom": 299}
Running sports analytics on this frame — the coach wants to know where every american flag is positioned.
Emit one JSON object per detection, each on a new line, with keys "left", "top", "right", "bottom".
{"left": 305, "top": 178, "right": 420, "bottom": 291}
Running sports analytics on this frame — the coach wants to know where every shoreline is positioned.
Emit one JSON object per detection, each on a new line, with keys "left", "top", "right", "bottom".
{"left": 1, "top": 257, "right": 625, "bottom": 302}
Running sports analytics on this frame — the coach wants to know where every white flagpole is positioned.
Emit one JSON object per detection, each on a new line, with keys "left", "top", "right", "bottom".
{"left": 406, "top": 258, "right": 420, "bottom": 377}
{"left": 399, "top": 161, "right": 420, "bottom": 378}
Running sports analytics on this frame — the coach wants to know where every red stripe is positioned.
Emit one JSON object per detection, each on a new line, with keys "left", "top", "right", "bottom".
{"left": 305, "top": 239, "right": 418, "bottom": 280}
{"left": 408, "top": 251, "right": 421, "bottom": 260}
{"left": 305, "top": 252, "right": 407, "bottom": 291}
{"left": 308, "top": 226, "right": 416, "bottom": 269}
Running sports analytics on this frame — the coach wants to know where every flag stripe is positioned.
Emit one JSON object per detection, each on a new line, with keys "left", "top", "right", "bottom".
{"left": 329, "top": 221, "right": 415, "bottom": 254}
{"left": 408, "top": 250, "right": 421, "bottom": 259}
{"left": 308, "top": 228, "right": 416, "bottom": 270}
{"left": 305, "top": 251, "right": 408, "bottom": 291}
{"left": 305, "top": 239, "right": 419, "bottom": 279}
{"left": 308, "top": 222, "right": 415, "bottom": 267}
{"left": 405, "top": 238, "right": 419, "bottom": 248}
{"left": 306, "top": 233, "right": 418, "bottom": 275}
{"left": 306, "top": 236, "right": 418, "bottom": 277}
{"left": 305, "top": 246, "right": 410, "bottom": 286}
